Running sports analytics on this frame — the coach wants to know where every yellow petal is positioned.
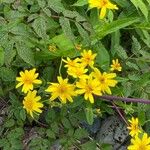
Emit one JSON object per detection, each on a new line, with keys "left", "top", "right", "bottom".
{"left": 100, "top": 7, "right": 106, "bottom": 19}
{"left": 16, "top": 82, "right": 23, "bottom": 88}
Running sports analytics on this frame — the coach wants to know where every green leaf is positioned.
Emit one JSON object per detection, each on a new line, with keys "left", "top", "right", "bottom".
{"left": 51, "top": 34, "right": 76, "bottom": 57}
{"left": 73, "top": 0, "right": 88, "bottom": 6}
{"left": 59, "top": 17, "right": 75, "bottom": 43}
{"left": 81, "top": 141, "right": 97, "bottom": 150}
{"left": 96, "top": 17, "right": 139, "bottom": 39}
{"left": 36, "top": 0, "right": 46, "bottom": 8}
{"left": 74, "top": 128, "right": 89, "bottom": 139}
{"left": 4, "top": 40, "right": 16, "bottom": 66}
{"left": 16, "top": 41, "right": 35, "bottom": 66}
{"left": 138, "top": 105, "right": 146, "bottom": 126}
{"left": 146, "top": 0, "right": 150, "bottom": 5}
{"left": 130, "top": 0, "right": 148, "bottom": 20}
{"left": 48, "top": 0, "right": 65, "bottom": 13}
{"left": 43, "top": 8, "right": 51, "bottom": 17}
{"left": 20, "top": 109, "right": 26, "bottom": 121}
{"left": 51, "top": 122, "right": 59, "bottom": 134}
{"left": 46, "top": 129, "right": 56, "bottom": 139}
{"left": 126, "top": 61, "right": 139, "bottom": 70}
{"left": 85, "top": 107, "right": 94, "bottom": 125}
{"left": 32, "top": 16, "right": 47, "bottom": 39}
{"left": 0, "top": 47, "right": 4, "bottom": 66}
{"left": 0, "top": 67, "right": 16, "bottom": 81}
{"left": 61, "top": 117, "right": 72, "bottom": 129}
{"left": 131, "top": 36, "right": 141, "bottom": 55}
{"left": 95, "top": 42, "right": 110, "bottom": 70}
{"left": 4, "top": 119, "right": 15, "bottom": 128}
{"left": 75, "top": 22, "right": 90, "bottom": 45}
{"left": 115, "top": 45, "right": 128, "bottom": 59}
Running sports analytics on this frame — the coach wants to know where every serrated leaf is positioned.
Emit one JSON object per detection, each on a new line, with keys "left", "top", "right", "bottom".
{"left": 115, "top": 45, "right": 128, "bottom": 59}
{"left": 46, "top": 129, "right": 56, "bottom": 139}
{"left": 61, "top": 117, "right": 72, "bottom": 129}
{"left": 75, "top": 22, "right": 90, "bottom": 45}
{"left": 73, "top": 0, "right": 88, "bottom": 6}
{"left": 4, "top": 40, "right": 16, "bottom": 66}
{"left": 16, "top": 41, "right": 35, "bottom": 66}
{"left": 48, "top": 0, "right": 65, "bottom": 13}
{"left": 85, "top": 107, "right": 94, "bottom": 125}
{"left": 59, "top": 17, "right": 75, "bottom": 43}
{"left": 74, "top": 128, "right": 89, "bottom": 139}
{"left": 20, "top": 109, "right": 26, "bottom": 121}
{"left": 36, "top": 0, "right": 46, "bottom": 8}
{"left": 131, "top": 36, "right": 141, "bottom": 55}
{"left": 43, "top": 8, "right": 51, "bottom": 17}
{"left": 4, "top": 119, "right": 15, "bottom": 128}
{"left": 32, "top": 16, "right": 47, "bottom": 39}
{"left": 126, "top": 61, "right": 139, "bottom": 70}
{"left": 0, "top": 67, "right": 16, "bottom": 81}
{"left": 0, "top": 47, "right": 4, "bottom": 66}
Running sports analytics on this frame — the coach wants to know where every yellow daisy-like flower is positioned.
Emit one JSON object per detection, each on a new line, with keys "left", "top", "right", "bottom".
{"left": 76, "top": 74, "right": 102, "bottom": 103}
{"left": 128, "top": 133, "right": 150, "bottom": 150}
{"left": 127, "top": 117, "right": 141, "bottom": 137}
{"left": 45, "top": 76, "right": 77, "bottom": 104}
{"left": 92, "top": 68, "right": 117, "bottom": 94}
{"left": 88, "top": 0, "right": 118, "bottom": 19}
{"left": 23, "top": 90, "right": 43, "bottom": 118}
{"left": 80, "top": 50, "right": 97, "bottom": 67}
{"left": 62, "top": 57, "right": 80, "bottom": 69}
{"left": 16, "top": 68, "right": 42, "bottom": 93}
{"left": 110, "top": 59, "right": 122, "bottom": 72}
{"left": 67, "top": 66, "right": 88, "bottom": 79}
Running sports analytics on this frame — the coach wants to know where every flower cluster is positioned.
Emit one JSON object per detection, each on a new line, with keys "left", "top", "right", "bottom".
{"left": 16, "top": 50, "right": 121, "bottom": 118}
{"left": 127, "top": 117, "right": 150, "bottom": 150}
{"left": 46, "top": 50, "right": 120, "bottom": 104}
{"left": 16, "top": 68, "right": 43, "bottom": 118}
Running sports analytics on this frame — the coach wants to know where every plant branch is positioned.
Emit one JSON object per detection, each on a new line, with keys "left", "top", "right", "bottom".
{"left": 111, "top": 102, "right": 128, "bottom": 125}
{"left": 99, "top": 95, "right": 150, "bottom": 104}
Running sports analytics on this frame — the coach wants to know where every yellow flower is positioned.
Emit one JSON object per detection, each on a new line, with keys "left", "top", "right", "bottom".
{"left": 92, "top": 68, "right": 117, "bottom": 94}
{"left": 62, "top": 57, "right": 80, "bottom": 69}
{"left": 76, "top": 74, "right": 102, "bottom": 103}
{"left": 88, "top": 0, "right": 118, "bottom": 19}
{"left": 23, "top": 90, "right": 43, "bottom": 118}
{"left": 16, "top": 68, "right": 42, "bottom": 93}
{"left": 67, "top": 66, "right": 88, "bottom": 79}
{"left": 110, "top": 59, "right": 122, "bottom": 71}
{"left": 45, "top": 76, "right": 77, "bottom": 104}
{"left": 127, "top": 117, "right": 141, "bottom": 137}
{"left": 80, "top": 50, "right": 97, "bottom": 67}
{"left": 128, "top": 133, "right": 150, "bottom": 150}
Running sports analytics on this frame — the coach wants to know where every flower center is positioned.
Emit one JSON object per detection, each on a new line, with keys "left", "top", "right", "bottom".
{"left": 138, "top": 143, "right": 146, "bottom": 150}
{"left": 24, "top": 78, "right": 33, "bottom": 84}
{"left": 85, "top": 56, "right": 92, "bottom": 63}
{"left": 86, "top": 85, "right": 93, "bottom": 93}
{"left": 101, "top": 0, "right": 108, "bottom": 6}
{"left": 115, "top": 64, "right": 120, "bottom": 68}
{"left": 58, "top": 85, "right": 67, "bottom": 94}
{"left": 25, "top": 100, "right": 33, "bottom": 110}
{"left": 99, "top": 77, "right": 106, "bottom": 83}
